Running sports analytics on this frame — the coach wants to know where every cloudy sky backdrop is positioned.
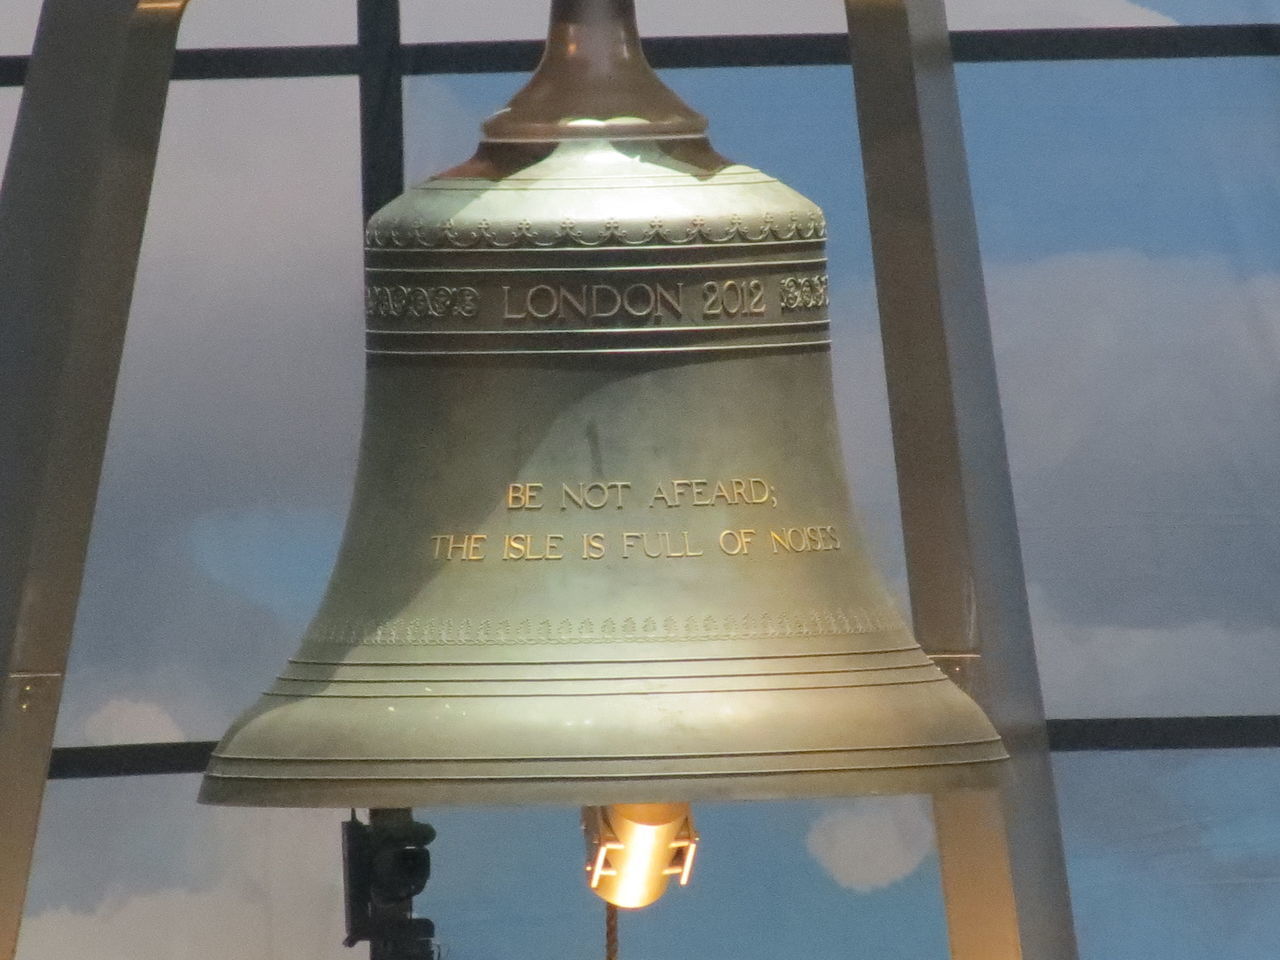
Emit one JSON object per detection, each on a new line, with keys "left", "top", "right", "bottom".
{"left": 3, "top": 1, "right": 1280, "bottom": 958}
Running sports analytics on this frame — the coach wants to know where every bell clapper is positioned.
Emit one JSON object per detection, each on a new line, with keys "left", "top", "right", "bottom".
{"left": 342, "top": 809, "right": 439, "bottom": 960}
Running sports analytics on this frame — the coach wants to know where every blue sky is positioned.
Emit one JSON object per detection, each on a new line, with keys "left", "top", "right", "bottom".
{"left": 4, "top": 2, "right": 1280, "bottom": 959}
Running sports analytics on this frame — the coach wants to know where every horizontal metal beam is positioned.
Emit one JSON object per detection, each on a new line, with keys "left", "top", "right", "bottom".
{"left": 952, "top": 23, "right": 1280, "bottom": 61}
{"left": 1049, "top": 715, "right": 1280, "bottom": 752}
{"left": 41, "top": 717, "right": 1280, "bottom": 780}
{"left": 3, "top": 24, "right": 1280, "bottom": 87}
{"left": 49, "top": 741, "right": 218, "bottom": 779}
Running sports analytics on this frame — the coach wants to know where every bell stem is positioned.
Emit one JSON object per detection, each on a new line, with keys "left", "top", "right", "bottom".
{"left": 543, "top": 0, "right": 645, "bottom": 70}
{"left": 481, "top": 0, "right": 706, "bottom": 142}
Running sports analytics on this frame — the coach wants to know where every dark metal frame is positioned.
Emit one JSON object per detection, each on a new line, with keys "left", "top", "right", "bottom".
{"left": 4, "top": 15, "right": 1278, "bottom": 779}
{"left": 5, "top": 24, "right": 1280, "bottom": 86}
{"left": 43, "top": 717, "right": 1280, "bottom": 781}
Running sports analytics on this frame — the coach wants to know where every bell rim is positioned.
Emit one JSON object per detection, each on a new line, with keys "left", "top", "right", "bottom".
{"left": 199, "top": 750, "right": 1008, "bottom": 809}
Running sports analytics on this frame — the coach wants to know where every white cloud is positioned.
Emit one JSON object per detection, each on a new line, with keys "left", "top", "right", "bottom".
{"left": 981, "top": 250, "right": 1280, "bottom": 715}
{"left": 833, "top": 247, "right": 1280, "bottom": 716}
{"left": 987, "top": 250, "right": 1280, "bottom": 477}
{"left": 18, "top": 808, "right": 350, "bottom": 960}
{"left": 1030, "top": 584, "right": 1280, "bottom": 717}
{"left": 806, "top": 796, "right": 936, "bottom": 892}
{"left": 81, "top": 700, "right": 186, "bottom": 746}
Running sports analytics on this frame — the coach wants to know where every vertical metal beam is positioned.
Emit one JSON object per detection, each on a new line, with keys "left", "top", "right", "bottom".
{"left": 841, "top": 1, "right": 1079, "bottom": 958}
{"left": 0, "top": 2, "right": 189, "bottom": 955}
{"left": 357, "top": 0, "right": 405, "bottom": 220}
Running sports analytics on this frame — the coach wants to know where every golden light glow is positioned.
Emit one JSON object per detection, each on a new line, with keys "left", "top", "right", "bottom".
{"left": 583, "top": 804, "right": 699, "bottom": 909}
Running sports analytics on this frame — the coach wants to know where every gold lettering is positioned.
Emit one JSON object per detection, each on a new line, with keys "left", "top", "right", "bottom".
{"left": 768, "top": 525, "right": 841, "bottom": 554}
{"left": 582, "top": 532, "right": 606, "bottom": 560}
{"left": 563, "top": 481, "right": 631, "bottom": 510}
{"left": 649, "top": 482, "right": 676, "bottom": 508}
{"left": 503, "top": 533, "right": 562, "bottom": 561}
{"left": 691, "top": 479, "right": 711, "bottom": 506}
{"left": 507, "top": 483, "right": 543, "bottom": 510}
{"left": 730, "top": 478, "right": 748, "bottom": 504}
{"left": 712, "top": 481, "right": 733, "bottom": 505}
{"left": 609, "top": 481, "right": 632, "bottom": 508}
{"left": 748, "top": 478, "right": 771, "bottom": 504}
{"left": 583, "top": 482, "right": 610, "bottom": 509}
{"left": 719, "top": 529, "right": 756, "bottom": 556}
{"left": 432, "top": 534, "right": 486, "bottom": 560}
{"left": 562, "top": 482, "right": 585, "bottom": 509}
{"left": 678, "top": 531, "right": 704, "bottom": 557}
{"left": 617, "top": 531, "right": 705, "bottom": 559}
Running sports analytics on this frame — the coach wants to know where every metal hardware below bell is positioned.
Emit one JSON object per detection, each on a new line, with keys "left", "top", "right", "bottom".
{"left": 343, "top": 810, "right": 439, "bottom": 960}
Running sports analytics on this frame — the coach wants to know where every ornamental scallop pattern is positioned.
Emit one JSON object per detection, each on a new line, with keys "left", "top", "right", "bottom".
{"left": 365, "top": 210, "right": 828, "bottom": 251}
{"left": 306, "top": 608, "right": 903, "bottom": 648}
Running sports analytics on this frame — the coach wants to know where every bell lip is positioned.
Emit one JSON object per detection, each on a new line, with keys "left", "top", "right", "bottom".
{"left": 197, "top": 753, "right": 1008, "bottom": 809}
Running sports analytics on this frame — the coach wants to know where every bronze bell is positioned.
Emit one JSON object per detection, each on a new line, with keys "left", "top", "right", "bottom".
{"left": 201, "top": 0, "right": 1004, "bottom": 817}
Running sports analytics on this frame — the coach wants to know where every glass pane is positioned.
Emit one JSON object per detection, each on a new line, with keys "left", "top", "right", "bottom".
{"left": 400, "top": 0, "right": 845, "bottom": 43}
{"left": 1, "top": 0, "right": 354, "bottom": 56}
{"left": 1055, "top": 748, "right": 1280, "bottom": 960}
{"left": 960, "top": 57, "right": 1280, "bottom": 717}
{"left": 9, "top": 0, "right": 1279, "bottom": 57}
{"left": 424, "top": 800, "right": 949, "bottom": 960}
{"left": 0, "top": 88, "right": 20, "bottom": 181}
{"left": 400, "top": 0, "right": 1218, "bottom": 43}
{"left": 1140, "top": 0, "right": 1280, "bottom": 23}
{"left": 176, "top": 0, "right": 354, "bottom": 49}
{"left": 19, "top": 775, "right": 352, "bottom": 959}
{"left": 25, "top": 753, "right": 1280, "bottom": 960}
{"left": 22, "top": 779, "right": 948, "bottom": 960}
{"left": 411, "top": 57, "right": 1280, "bottom": 721}
{"left": 0, "top": 0, "right": 41, "bottom": 56}
{"left": 54, "top": 77, "right": 364, "bottom": 746}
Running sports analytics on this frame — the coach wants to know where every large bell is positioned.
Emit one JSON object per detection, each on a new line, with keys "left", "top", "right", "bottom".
{"left": 201, "top": 0, "right": 1005, "bottom": 810}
